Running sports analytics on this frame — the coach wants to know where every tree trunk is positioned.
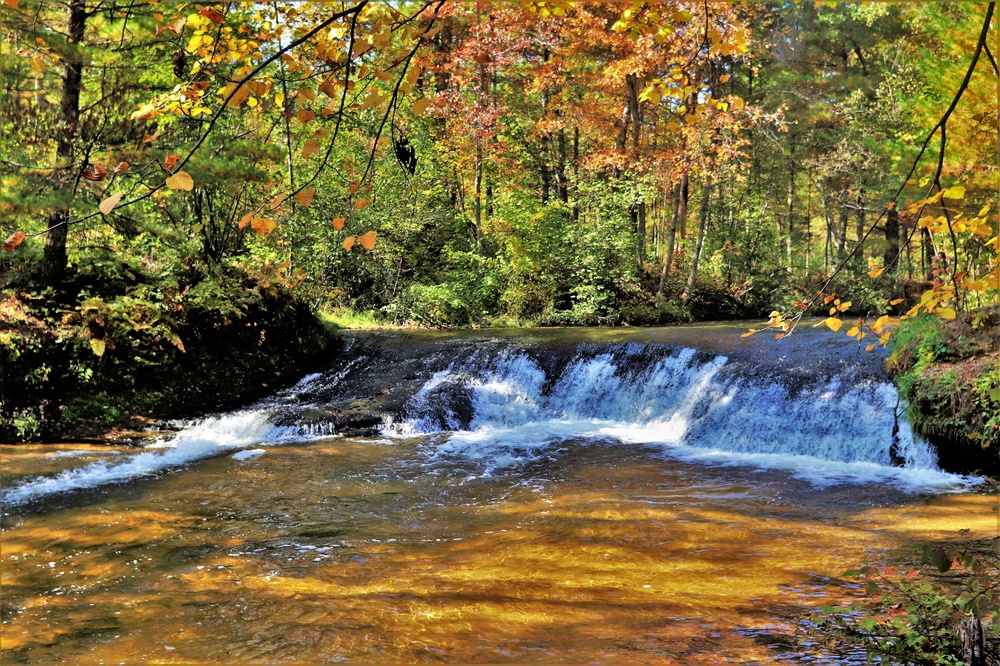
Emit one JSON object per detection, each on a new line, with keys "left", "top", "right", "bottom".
{"left": 682, "top": 177, "right": 712, "bottom": 302}
{"left": 656, "top": 182, "right": 682, "bottom": 298}
{"left": 883, "top": 206, "right": 899, "bottom": 272}
{"left": 960, "top": 617, "right": 985, "bottom": 666}
{"left": 41, "top": 0, "right": 87, "bottom": 286}
{"left": 786, "top": 138, "right": 794, "bottom": 272}
{"left": 678, "top": 174, "right": 689, "bottom": 238}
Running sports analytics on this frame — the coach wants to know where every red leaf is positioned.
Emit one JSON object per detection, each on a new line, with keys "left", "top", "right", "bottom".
{"left": 82, "top": 164, "right": 107, "bottom": 181}
{"left": 198, "top": 8, "right": 225, "bottom": 23}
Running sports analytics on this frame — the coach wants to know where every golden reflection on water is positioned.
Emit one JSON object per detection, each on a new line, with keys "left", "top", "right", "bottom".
{"left": 2, "top": 439, "right": 995, "bottom": 664}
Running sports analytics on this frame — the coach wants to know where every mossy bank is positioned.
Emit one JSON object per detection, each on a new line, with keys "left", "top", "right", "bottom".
{"left": 889, "top": 309, "right": 1000, "bottom": 476}
{"left": 1, "top": 264, "right": 336, "bottom": 443}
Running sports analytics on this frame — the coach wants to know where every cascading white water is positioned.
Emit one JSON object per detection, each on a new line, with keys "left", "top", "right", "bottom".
{"left": 2, "top": 337, "right": 977, "bottom": 509}
{"left": 386, "top": 346, "right": 965, "bottom": 489}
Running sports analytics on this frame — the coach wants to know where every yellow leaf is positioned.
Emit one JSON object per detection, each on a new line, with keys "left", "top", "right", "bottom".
{"left": 412, "top": 97, "right": 430, "bottom": 115}
{"left": 354, "top": 198, "right": 371, "bottom": 211}
{"left": 837, "top": 300, "right": 852, "bottom": 312}
{"left": 846, "top": 326, "right": 859, "bottom": 337}
{"left": 297, "top": 87, "right": 316, "bottom": 102}
{"left": 942, "top": 185, "right": 966, "bottom": 200}
{"left": 342, "top": 236, "right": 356, "bottom": 251}
{"left": 357, "top": 230, "right": 377, "bottom": 250}
{"left": 332, "top": 217, "right": 345, "bottom": 230}
{"left": 869, "top": 267, "right": 885, "bottom": 279}
{"left": 90, "top": 338, "right": 106, "bottom": 357}
{"left": 741, "top": 329, "right": 758, "bottom": 338}
{"left": 99, "top": 194, "right": 122, "bottom": 215}
{"left": 825, "top": 317, "right": 842, "bottom": 332}
{"left": 937, "top": 307, "right": 956, "bottom": 320}
{"left": 251, "top": 217, "right": 276, "bottom": 236}
{"left": 165, "top": 171, "right": 194, "bottom": 191}
{"left": 293, "top": 188, "right": 315, "bottom": 207}
{"left": 302, "top": 139, "right": 320, "bottom": 158}
{"left": 889, "top": 298, "right": 905, "bottom": 306}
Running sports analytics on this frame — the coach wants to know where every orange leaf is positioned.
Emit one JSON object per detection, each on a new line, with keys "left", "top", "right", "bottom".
{"left": 99, "top": 194, "right": 122, "bottom": 215}
{"left": 357, "top": 230, "right": 377, "bottom": 250}
{"left": 348, "top": 181, "right": 360, "bottom": 195}
{"left": 143, "top": 131, "right": 161, "bottom": 144}
{"left": 823, "top": 294, "right": 836, "bottom": 305}
{"left": 473, "top": 52, "right": 493, "bottom": 65}
{"left": 251, "top": 217, "right": 277, "bottom": 236}
{"left": 2, "top": 231, "right": 25, "bottom": 253}
{"left": 889, "top": 298, "right": 905, "bottom": 306}
{"left": 301, "top": 139, "right": 320, "bottom": 158}
{"left": 165, "top": 171, "right": 194, "bottom": 191}
{"left": 353, "top": 198, "right": 371, "bottom": 211}
{"left": 332, "top": 217, "right": 346, "bottom": 230}
{"left": 238, "top": 213, "right": 253, "bottom": 230}
{"left": 293, "top": 188, "right": 315, "bottom": 207}
{"left": 342, "top": 236, "right": 356, "bottom": 251}
{"left": 296, "top": 109, "right": 315, "bottom": 123}
{"left": 268, "top": 193, "right": 289, "bottom": 210}
{"left": 113, "top": 162, "right": 129, "bottom": 174}
{"left": 164, "top": 153, "right": 181, "bottom": 171}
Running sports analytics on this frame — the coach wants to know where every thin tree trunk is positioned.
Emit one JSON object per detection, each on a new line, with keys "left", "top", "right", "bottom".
{"left": 786, "top": 137, "right": 795, "bottom": 272}
{"left": 682, "top": 177, "right": 712, "bottom": 301}
{"left": 656, "top": 182, "right": 682, "bottom": 298}
{"left": 677, "top": 174, "right": 689, "bottom": 238}
{"left": 41, "top": 0, "right": 86, "bottom": 286}
{"left": 883, "top": 205, "right": 899, "bottom": 272}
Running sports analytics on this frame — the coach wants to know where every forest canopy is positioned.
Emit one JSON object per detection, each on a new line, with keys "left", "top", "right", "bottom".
{"left": 1, "top": 0, "right": 996, "bottom": 329}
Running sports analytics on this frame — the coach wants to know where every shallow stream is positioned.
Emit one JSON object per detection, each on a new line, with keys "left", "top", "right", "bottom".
{"left": 2, "top": 325, "right": 995, "bottom": 663}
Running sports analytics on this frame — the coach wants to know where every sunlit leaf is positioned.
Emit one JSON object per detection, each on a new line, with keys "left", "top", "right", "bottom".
{"left": 99, "top": 194, "right": 122, "bottom": 215}
{"left": 293, "top": 188, "right": 315, "bottom": 207}
{"left": 412, "top": 97, "right": 430, "bottom": 115}
{"left": 937, "top": 307, "right": 956, "bottom": 320}
{"left": 889, "top": 298, "right": 905, "bottom": 306}
{"left": 251, "top": 217, "right": 277, "bottom": 236}
{"left": 165, "top": 171, "right": 194, "bottom": 191}
{"left": 164, "top": 153, "right": 181, "bottom": 171}
{"left": 825, "top": 317, "right": 842, "bottom": 332}
{"left": 332, "top": 217, "right": 346, "bottom": 230}
{"left": 302, "top": 140, "right": 320, "bottom": 158}
{"left": 357, "top": 230, "right": 377, "bottom": 250}
{"left": 942, "top": 185, "right": 966, "bottom": 200}
{"left": 342, "top": 235, "right": 356, "bottom": 251}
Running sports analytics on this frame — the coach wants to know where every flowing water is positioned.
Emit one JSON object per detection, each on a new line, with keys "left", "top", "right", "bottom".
{"left": 1, "top": 324, "right": 994, "bottom": 663}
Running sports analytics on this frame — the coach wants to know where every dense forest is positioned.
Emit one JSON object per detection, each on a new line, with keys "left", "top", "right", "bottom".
{"left": 1, "top": 0, "right": 997, "bottom": 446}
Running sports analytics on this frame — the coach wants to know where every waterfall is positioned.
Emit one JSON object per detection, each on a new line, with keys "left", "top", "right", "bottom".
{"left": 1, "top": 332, "right": 977, "bottom": 508}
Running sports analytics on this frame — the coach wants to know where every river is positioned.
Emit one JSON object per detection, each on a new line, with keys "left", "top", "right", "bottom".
{"left": 1, "top": 324, "right": 994, "bottom": 663}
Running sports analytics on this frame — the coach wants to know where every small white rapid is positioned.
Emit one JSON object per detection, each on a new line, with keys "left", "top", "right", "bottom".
{"left": 385, "top": 346, "right": 969, "bottom": 490}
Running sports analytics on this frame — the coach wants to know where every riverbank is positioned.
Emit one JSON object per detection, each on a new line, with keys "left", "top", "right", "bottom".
{"left": 0, "top": 269, "right": 336, "bottom": 443}
{"left": 889, "top": 310, "right": 1000, "bottom": 477}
